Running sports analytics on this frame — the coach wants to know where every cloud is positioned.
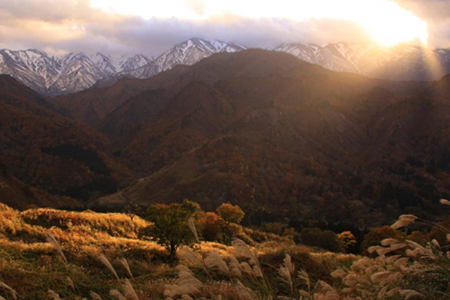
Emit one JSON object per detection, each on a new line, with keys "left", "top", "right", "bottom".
{"left": 395, "top": 0, "right": 450, "bottom": 21}
{"left": 0, "top": 0, "right": 446, "bottom": 56}
{"left": 394, "top": 0, "right": 450, "bottom": 47}
{"left": 0, "top": 0, "right": 371, "bottom": 56}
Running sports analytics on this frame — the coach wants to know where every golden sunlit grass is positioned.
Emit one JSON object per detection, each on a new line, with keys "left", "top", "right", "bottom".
{"left": 0, "top": 202, "right": 447, "bottom": 299}
{"left": 0, "top": 202, "right": 358, "bottom": 299}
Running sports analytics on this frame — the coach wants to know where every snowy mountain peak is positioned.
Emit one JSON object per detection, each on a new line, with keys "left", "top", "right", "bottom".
{"left": 2, "top": 39, "right": 450, "bottom": 96}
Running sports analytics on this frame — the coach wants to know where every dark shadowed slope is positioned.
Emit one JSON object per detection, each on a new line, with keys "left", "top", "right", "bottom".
{"left": 81, "top": 51, "right": 450, "bottom": 227}
{"left": 0, "top": 75, "right": 132, "bottom": 207}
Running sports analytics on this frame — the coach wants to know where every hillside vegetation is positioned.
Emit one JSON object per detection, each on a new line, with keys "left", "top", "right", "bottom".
{"left": 0, "top": 202, "right": 449, "bottom": 299}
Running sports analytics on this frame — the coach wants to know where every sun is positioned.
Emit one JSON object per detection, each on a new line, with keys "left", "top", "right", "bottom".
{"left": 89, "top": 0, "right": 428, "bottom": 47}
{"left": 345, "top": 0, "right": 428, "bottom": 47}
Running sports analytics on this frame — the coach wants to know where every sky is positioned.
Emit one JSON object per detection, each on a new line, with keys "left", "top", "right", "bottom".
{"left": 0, "top": 0, "right": 448, "bottom": 57}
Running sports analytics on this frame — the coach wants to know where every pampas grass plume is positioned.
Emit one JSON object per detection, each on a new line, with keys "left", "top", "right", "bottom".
{"left": 120, "top": 258, "right": 133, "bottom": 278}
{"left": 399, "top": 289, "right": 425, "bottom": 299}
{"left": 0, "top": 281, "right": 17, "bottom": 300}
{"left": 46, "top": 231, "right": 67, "bottom": 264}
{"left": 47, "top": 289, "right": 61, "bottom": 300}
{"left": 187, "top": 217, "right": 199, "bottom": 244}
{"left": 228, "top": 254, "right": 243, "bottom": 278}
{"left": 90, "top": 291, "right": 104, "bottom": 300}
{"left": 205, "top": 251, "right": 230, "bottom": 275}
{"left": 370, "top": 271, "right": 392, "bottom": 283}
{"left": 99, "top": 253, "right": 120, "bottom": 281}
{"left": 109, "top": 289, "right": 126, "bottom": 300}
{"left": 123, "top": 279, "right": 139, "bottom": 300}
{"left": 440, "top": 198, "right": 450, "bottom": 205}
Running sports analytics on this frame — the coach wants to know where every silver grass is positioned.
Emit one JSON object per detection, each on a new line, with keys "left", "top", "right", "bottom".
{"left": 46, "top": 231, "right": 67, "bottom": 264}
{"left": 120, "top": 258, "right": 133, "bottom": 278}
{"left": 283, "top": 254, "right": 295, "bottom": 274}
{"left": 299, "top": 290, "right": 311, "bottom": 298}
{"left": 370, "top": 271, "right": 392, "bottom": 283}
{"left": 364, "top": 265, "right": 380, "bottom": 275}
{"left": 343, "top": 274, "right": 358, "bottom": 287}
{"left": 67, "top": 277, "right": 75, "bottom": 291}
{"left": 278, "top": 265, "right": 292, "bottom": 287}
{"left": 316, "top": 280, "right": 335, "bottom": 293}
{"left": 234, "top": 280, "right": 255, "bottom": 300}
{"left": 99, "top": 254, "right": 120, "bottom": 281}
{"left": 0, "top": 281, "right": 17, "bottom": 300}
{"left": 341, "top": 287, "right": 353, "bottom": 294}
{"left": 386, "top": 287, "right": 401, "bottom": 297}
{"left": 440, "top": 198, "right": 450, "bottom": 205}
{"left": 388, "top": 272, "right": 403, "bottom": 283}
{"left": 393, "top": 257, "right": 409, "bottom": 267}
{"left": 110, "top": 289, "right": 126, "bottom": 300}
{"left": 389, "top": 243, "right": 408, "bottom": 251}
{"left": 378, "top": 285, "right": 389, "bottom": 298}
{"left": 232, "top": 239, "right": 259, "bottom": 266}
{"left": 239, "top": 262, "right": 254, "bottom": 276}
{"left": 205, "top": 251, "right": 230, "bottom": 275}
{"left": 279, "top": 254, "right": 295, "bottom": 291}
{"left": 385, "top": 255, "right": 402, "bottom": 264}
{"left": 367, "top": 246, "right": 381, "bottom": 254}
{"left": 90, "top": 291, "right": 104, "bottom": 300}
{"left": 298, "top": 269, "right": 311, "bottom": 292}
{"left": 178, "top": 246, "right": 206, "bottom": 271}
{"left": 123, "top": 279, "right": 139, "bottom": 300}
{"left": 252, "top": 265, "right": 263, "bottom": 278}
{"left": 405, "top": 240, "right": 437, "bottom": 259}
{"left": 164, "top": 265, "right": 204, "bottom": 298}
{"left": 376, "top": 247, "right": 394, "bottom": 256}
{"left": 330, "top": 269, "right": 347, "bottom": 279}
{"left": 399, "top": 289, "right": 425, "bottom": 299}
{"left": 228, "top": 254, "right": 242, "bottom": 278}
{"left": 381, "top": 238, "right": 399, "bottom": 246}
{"left": 391, "top": 215, "right": 418, "bottom": 229}
{"left": 47, "top": 289, "right": 61, "bottom": 300}
{"left": 431, "top": 239, "right": 440, "bottom": 248}
{"left": 405, "top": 248, "right": 422, "bottom": 258}
{"left": 187, "top": 217, "right": 199, "bottom": 244}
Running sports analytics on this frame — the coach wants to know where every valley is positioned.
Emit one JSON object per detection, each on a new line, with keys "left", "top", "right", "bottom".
{"left": 0, "top": 48, "right": 449, "bottom": 229}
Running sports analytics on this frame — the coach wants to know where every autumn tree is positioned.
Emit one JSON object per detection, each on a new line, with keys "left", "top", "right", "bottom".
{"left": 197, "top": 212, "right": 224, "bottom": 242}
{"left": 140, "top": 200, "right": 201, "bottom": 262}
{"left": 216, "top": 203, "right": 245, "bottom": 224}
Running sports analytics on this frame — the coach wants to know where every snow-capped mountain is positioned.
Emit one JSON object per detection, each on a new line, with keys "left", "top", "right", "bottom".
{"left": 2, "top": 38, "right": 450, "bottom": 96}
{"left": 156, "top": 38, "right": 246, "bottom": 72}
{"left": 0, "top": 38, "right": 245, "bottom": 95}
{"left": 0, "top": 50, "right": 153, "bottom": 96}
{"left": 120, "top": 38, "right": 247, "bottom": 78}
{"left": 0, "top": 49, "right": 60, "bottom": 94}
{"left": 274, "top": 42, "right": 450, "bottom": 81}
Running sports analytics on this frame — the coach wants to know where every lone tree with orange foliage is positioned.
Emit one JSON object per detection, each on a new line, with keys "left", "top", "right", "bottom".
{"left": 216, "top": 203, "right": 245, "bottom": 224}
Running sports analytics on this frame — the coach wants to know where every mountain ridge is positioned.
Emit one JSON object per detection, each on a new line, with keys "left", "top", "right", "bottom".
{"left": 2, "top": 39, "right": 450, "bottom": 96}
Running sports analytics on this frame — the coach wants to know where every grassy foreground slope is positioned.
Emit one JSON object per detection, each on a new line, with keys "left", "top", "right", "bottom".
{"left": 0, "top": 203, "right": 357, "bottom": 300}
{"left": 1, "top": 202, "right": 447, "bottom": 299}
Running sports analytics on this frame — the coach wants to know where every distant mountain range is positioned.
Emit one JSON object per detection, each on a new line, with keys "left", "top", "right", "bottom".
{"left": 1, "top": 38, "right": 450, "bottom": 96}
{"left": 2, "top": 48, "right": 450, "bottom": 227}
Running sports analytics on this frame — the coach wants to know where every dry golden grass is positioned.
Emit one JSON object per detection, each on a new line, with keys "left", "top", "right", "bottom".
{"left": 0, "top": 202, "right": 443, "bottom": 300}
